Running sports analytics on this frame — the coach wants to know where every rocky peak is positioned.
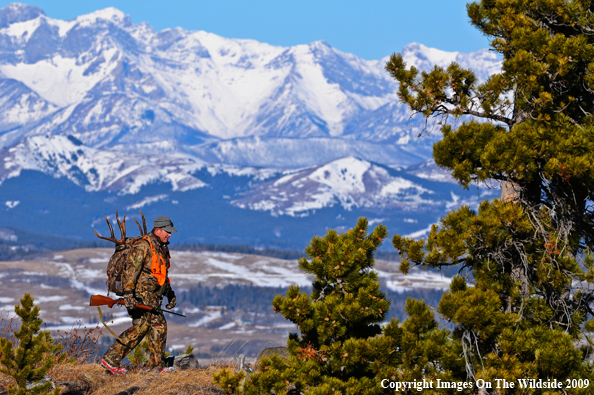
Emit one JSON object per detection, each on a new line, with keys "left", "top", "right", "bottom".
{"left": 73, "top": 7, "right": 129, "bottom": 27}
{"left": 0, "top": 3, "right": 44, "bottom": 29}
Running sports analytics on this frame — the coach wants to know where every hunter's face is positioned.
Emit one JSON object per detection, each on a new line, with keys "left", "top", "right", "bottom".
{"left": 155, "top": 228, "right": 171, "bottom": 243}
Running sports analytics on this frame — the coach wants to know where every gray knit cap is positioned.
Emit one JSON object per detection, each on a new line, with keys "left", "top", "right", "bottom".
{"left": 153, "top": 216, "right": 177, "bottom": 233}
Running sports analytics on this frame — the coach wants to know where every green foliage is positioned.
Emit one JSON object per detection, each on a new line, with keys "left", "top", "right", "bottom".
{"left": 127, "top": 340, "right": 148, "bottom": 367}
{"left": 0, "top": 293, "right": 66, "bottom": 395}
{"left": 182, "top": 344, "right": 194, "bottom": 355}
{"left": 127, "top": 339, "right": 179, "bottom": 367}
{"left": 275, "top": 218, "right": 389, "bottom": 347}
{"left": 387, "top": 0, "right": 594, "bottom": 389}
{"left": 213, "top": 368, "right": 245, "bottom": 394}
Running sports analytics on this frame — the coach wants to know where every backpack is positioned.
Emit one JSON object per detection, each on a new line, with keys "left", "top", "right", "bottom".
{"left": 95, "top": 211, "right": 148, "bottom": 296}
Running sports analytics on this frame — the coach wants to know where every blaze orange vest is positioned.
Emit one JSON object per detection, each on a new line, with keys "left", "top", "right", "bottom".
{"left": 142, "top": 235, "right": 170, "bottom": 286}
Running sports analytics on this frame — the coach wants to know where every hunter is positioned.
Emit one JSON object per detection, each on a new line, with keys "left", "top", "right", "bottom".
{"left": 101, "top": 216, "right": 178, "bottom": 375}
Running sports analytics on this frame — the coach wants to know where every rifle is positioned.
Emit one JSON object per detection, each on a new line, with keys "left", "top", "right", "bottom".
{"left": 90, "top": 294, "right": 186, "bottom": 317}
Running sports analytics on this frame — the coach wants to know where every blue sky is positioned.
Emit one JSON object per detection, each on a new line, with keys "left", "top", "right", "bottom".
{"left": 1, "top": 1, "right": 491, "bottom": 60}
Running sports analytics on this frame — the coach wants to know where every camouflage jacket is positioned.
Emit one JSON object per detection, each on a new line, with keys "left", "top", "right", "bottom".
{"left": 122, "top": 231, "right": 171, "bottom": 308}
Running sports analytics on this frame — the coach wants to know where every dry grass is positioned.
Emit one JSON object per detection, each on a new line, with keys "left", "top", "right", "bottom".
{"left": 1, "top": 361, "right": 235, "bottom": 395}
{"left": 1, "top": 300, "right": 251, "bottom": 395}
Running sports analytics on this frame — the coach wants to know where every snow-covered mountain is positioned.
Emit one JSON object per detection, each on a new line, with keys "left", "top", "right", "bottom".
{"left": 0, "top": 133, "right": 491, "bottom": 247}
{"left": 0, "top": 3, "right": 502, "bottom": 246}
{"left": 0, "top": 134, "right": 262, "bottom": 194}
{"left": 232, "top": 157, "right": 437, "bottom": 216}
{"left": 1, "top": 134, "right": 467, "bottom": 215}
{"left": 0, "top": 3, "right": 501, "bottom": 168}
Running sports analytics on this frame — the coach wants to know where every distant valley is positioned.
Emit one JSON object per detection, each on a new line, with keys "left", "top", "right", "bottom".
{"left": 0, "top": 248, "right": 450, "bottom": 358}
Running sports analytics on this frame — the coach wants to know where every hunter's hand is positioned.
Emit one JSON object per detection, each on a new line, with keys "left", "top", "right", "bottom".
{"left": 124, "top": 294, "right": 136, "bottom": 309}
{"left": 166, "top": 292, "right": 177, "bottom": 309}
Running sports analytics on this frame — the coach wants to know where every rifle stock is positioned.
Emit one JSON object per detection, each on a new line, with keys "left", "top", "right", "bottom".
{"left": 89, "top": 294, "right": 121, "bottom": 308}
{"left": 89, "top": 295, "right": 185, "bottom": 317}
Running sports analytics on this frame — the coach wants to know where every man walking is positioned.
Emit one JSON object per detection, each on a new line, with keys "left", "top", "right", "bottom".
{"left": 101, "top": 216, "right": 178, "bottom": 374}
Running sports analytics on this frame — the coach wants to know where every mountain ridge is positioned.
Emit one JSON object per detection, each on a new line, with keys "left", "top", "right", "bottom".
{"left": 0, "top": 3, "right": 501, "bottom": 168}
{"left": 0, "top": 3, "right": 501, "bottom": 246}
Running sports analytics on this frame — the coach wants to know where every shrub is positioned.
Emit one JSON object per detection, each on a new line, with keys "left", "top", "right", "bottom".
{"left": 0, "top": 293, "right": 67, "bottom": 395}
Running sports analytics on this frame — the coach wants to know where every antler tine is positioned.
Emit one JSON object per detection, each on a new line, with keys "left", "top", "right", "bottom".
{"left": 139, "top": 211, "right": 148, "bottom": 235}
{"left": 115, "top": 209, "right": 127, "bottom": 242}
{"left": 133, "top": 218, "right": 144, "bottom": 236}
{"left": 94, "top": 215, "right": 121, "bottom": 243}
{"left": 105, "top": 214, "right": 115, "bottom": 237}
{"left": 121, "top": 215, "right": 127, "bottom": 240}
{"left": 94, "top": 229, "right": 116, "bottom": 242}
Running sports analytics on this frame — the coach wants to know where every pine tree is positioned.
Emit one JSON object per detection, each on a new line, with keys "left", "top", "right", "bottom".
{"left": 216, "top": 218, "right": 402, "bottom": 394}
{"left": 267, "top": 218, "right": 390, "bottom": 394}
{"left": 386, "top": 0, "right": 594, "bottom": 391}
{"left": 0, "top": 293, "right": 66, "bottom": 395}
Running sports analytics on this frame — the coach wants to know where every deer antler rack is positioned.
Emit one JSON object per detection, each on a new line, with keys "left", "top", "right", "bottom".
{"left": 94, "top": 210, "right": 127, "bottom": 245}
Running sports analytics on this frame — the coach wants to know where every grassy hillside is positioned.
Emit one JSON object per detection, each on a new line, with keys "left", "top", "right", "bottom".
{"left": 0, "top": 361, "right": 229, "bottom": 395}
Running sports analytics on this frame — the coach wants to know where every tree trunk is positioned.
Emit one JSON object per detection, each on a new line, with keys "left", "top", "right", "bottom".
{"left": 501, "top": 180, "right": 520, "bottom": 202}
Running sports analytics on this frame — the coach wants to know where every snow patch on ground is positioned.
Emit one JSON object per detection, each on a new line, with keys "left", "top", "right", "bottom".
{"left": 59, "top": 304, "right": 85, "bottom": 311}
{"left": 189, "top": 311, "right": 222, "bottom": 327}
{"left": 87, "top": 258, "right": 109, "bottom": 263}
{"left": 36, "top": 296, "right": 67, "bottom": 303}
{"left": 383, "top": 270, "right": 452, "bottom": 292}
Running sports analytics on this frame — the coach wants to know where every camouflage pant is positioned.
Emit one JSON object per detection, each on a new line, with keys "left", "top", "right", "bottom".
{"left": 103, "top": 294, "right": 167, "bottom": 368}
